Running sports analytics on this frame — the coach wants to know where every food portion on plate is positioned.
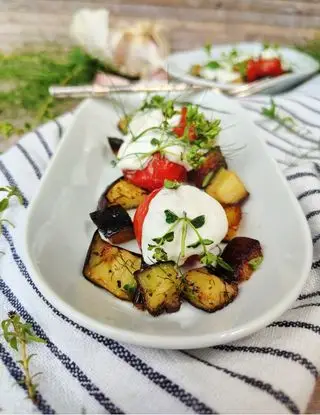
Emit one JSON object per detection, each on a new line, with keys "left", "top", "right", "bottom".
{"left": 190, "top": 43, "right": 290, "bottom": 83}
{"left": 83, "top": 95, "right": 263, "bottom": 316}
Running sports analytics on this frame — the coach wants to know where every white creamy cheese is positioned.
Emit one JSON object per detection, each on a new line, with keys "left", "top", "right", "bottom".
{"left": 141, "top": 185, "right": 228, "bottom": 265}
{"left": 117, "top": 109, "right": 193, "bottom": 171}
{"left": 260, "top": 48, "right": 279, "bottom": 60}
{"left": 200, "top": 67, "right": 241, "bottom": 83}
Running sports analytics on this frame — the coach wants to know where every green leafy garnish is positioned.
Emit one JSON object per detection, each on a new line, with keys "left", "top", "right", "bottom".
{"left": 164, "top": 209, "right": 179, "bottom": 224}
{"left": 206, "top": 61, "right": 220, "bottom": 70}
{"left": 248, "top": 256, "right": 263, "bottom": 271}
{"left": 148, "top": 209, "right": 230, "bottom": 269}
{"left": 0, "top": 186, "right": 23, "bottom": 234}
{"left": 0, "top": 46, "right": 113, "bottom": 137}
{"left": 151, "top": 138, "right": 160, "bottom": 146}
{"left": 261, "top": 99, "right": 296, "bottom": 132}
{"left": 123, "top": 283, "right": 136, "bottom": 295}
{"left": 1, "top": 312, "right": 46, "bottom": 403}
{"left": 164, "top": 179, "right": 181, "bottom": 190}
{"left": 204, "top": 43, "right": 212, "bottom": 57}
{"left": 191, "top": 215, "right": 205, "bottom": 229}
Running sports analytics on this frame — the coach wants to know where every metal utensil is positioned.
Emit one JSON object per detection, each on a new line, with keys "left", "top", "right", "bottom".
{"left": 49, "top": 83, "right": 206, "bottom": 99}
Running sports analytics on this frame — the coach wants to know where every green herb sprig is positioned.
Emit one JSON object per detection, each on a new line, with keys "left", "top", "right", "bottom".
{"left": 116, "top": 97, "right": 221, "bottom": 170}
{"left": 148, "top": 208, "right": 232, "bottom": 270}
{"left": 0, "top": 46, "right": 112, "bottom": 138}
{"left": 1, "top": 312, "right": 46, "bottom": 403}
{"left": 261, "top": 99, "right": 300, "bottom": 134}
{"left": 0, "top": 186, "right": 23, "bottom": 233}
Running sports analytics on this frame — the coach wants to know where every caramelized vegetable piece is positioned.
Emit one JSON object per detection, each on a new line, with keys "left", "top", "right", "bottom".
{"left": 100, "top": 177, "right": 148, "bottom": 210}
{"left": 133, "top": 286, "right": 145, "bottom": 311}
{"left": 217, "top": 237, "right": 263, "bottom": 283}
{"left": 183, "top": 267, "right": 238, "bottom": 312}
{"left": 224, "top": 205, "right": 242, "bottom": 241}
{"left": 83, "top": 231, "right": 142, "bottom": 300}
{"left": 90, "top": 205, "right": 134, "bottom": 244}
{"left": 118, "top": 116, "right": 130, "bottom": 134}
{"left": 188, "top": 147, "right": 227, "bottom": 188}
{"left": 190, "top": 64, "right": 202, "bottom": 77}
{"left": 205, "top": 168, "right": 249, "bottom": 205}
{"left": 107, "top": 137, "right": 123, "bottom": 155}
{"left": 135, "top": 262, "right": 181, "bottom": 316}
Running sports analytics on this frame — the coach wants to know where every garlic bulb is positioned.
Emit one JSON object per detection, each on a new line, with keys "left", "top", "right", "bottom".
{"left": 70, "top": 8, "right": 170, "bottom": 78}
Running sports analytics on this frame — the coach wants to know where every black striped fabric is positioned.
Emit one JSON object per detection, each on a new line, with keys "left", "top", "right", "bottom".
{"left": 1, "top": 78, "right": 320, "bottom": 413}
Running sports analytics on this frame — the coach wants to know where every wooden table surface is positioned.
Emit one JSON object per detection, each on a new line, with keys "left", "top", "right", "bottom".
{"left": 1, "top": 0, "right": 320, "bottom": 412}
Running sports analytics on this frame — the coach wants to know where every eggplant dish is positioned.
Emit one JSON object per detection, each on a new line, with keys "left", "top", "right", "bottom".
{"left": 83, "top": 95, "right": 263, "bottom": 317}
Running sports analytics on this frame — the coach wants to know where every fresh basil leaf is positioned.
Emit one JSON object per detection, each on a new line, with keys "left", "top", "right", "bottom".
{"left": 164, "top": 209, "right": 179, "bottom": 223}
{"left": 191, "top": 215, "right": 205, "bottom": 228}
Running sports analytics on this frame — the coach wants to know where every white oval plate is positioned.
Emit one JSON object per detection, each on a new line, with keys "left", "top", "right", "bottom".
{"left": 25, "top": 92, "right": 312, "bottom": 349}
{"left": 165, "top": 42, "right": 319, "bottom": 94}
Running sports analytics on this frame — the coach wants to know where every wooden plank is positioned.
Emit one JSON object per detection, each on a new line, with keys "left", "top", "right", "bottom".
{"left": 1, "top": 0, "right": 320, "bottom": 28}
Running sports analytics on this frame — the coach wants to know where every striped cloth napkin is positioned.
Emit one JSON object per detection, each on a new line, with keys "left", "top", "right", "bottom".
{"left": 1, "top": 76, "right": 320, "bottom": 414}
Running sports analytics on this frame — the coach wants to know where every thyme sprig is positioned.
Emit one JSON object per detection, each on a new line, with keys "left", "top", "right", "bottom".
{"left": 261, "top": 99, "right": 296, "bottom": 132}
{"left": 0, "top": 186, "right": 23, "bottom": 233}
{"left": 1, "top": 312, "right": 46, "bottom": 403}
{"left": 147, "top": 208, "right": 232, "bottom": 270}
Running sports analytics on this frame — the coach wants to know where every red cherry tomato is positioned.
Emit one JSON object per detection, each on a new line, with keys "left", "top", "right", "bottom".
{"left": 257, "top": 58, "right": 283, "bottom": 78}
{"left": 124, "top": 152, "right": 187, "bottom": 192}
{"left": 133, "top": 188, "right": 161, "bottom": 247}
{"left": 172, "top": 106, "right": 197, "bottom": 141}
{"left": 246, "top": 59, "right": 259, "bottom": 82}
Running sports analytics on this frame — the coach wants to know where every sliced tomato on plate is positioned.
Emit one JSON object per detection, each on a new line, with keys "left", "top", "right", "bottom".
{"left": 124, "top": 152, "right": 187, "bottom": 192}
{"left": 133, "top": 188, "right": 161, "bottom": 246}
{"left": 246, "top": 59, "right": 259, "bottom": 82}
{"left": 257, "top": 58, "right": 283, "bottom": 78}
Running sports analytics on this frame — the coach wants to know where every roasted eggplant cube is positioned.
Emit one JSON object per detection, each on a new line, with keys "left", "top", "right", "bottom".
{"left": 217, "top": 237, "right": 263, "bottom": 283}
{"left": 205, "top": 168, "right": 249, "bottom": 205}
{"left": 188, "top": 147, "right": 227, "bottom": 188}
{"left": 135, "top": 262, "right": 181, "bottom": 316}
{"left": 83, "top": 231, "right": 142, "bottom": 301}
{"left": 107, "top": 137, "right": 124, "bottom": 156}
{"left": 90, "top": 205, "right": 134, "bottom": 244}
{"left": 183, "top": 267, "right": 238, "bottom": 312}
{"left": 118, "top": 116, "right": 130, "bottom": 134}
{"left": 133, "top": 286, "right": 145, "bottom": 311}
{"left": 100, "top": 177, "right": 148, "bottom": 210}
{"left": 224, "top": 205, "right": 242, "bottom": 241}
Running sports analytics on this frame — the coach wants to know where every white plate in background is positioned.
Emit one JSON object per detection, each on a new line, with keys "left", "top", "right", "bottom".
{"left": 165, "top": 42, "right": 319, "bottom": 95}
{"left": 24, "top": 92, "right": 312, "bottom": 349}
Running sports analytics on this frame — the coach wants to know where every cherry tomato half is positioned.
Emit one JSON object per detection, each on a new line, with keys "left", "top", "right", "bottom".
{"left": 124, "top": 152, "right": 187, "bottom": 192}
{"left": 246, "top": 59, "right": 259, "bottom": 82}
{"left": 257, "top": 58, "right": 283, "bottom": 78}
{"left": 133, "top": 188, "right": 161, "bottom": 247}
